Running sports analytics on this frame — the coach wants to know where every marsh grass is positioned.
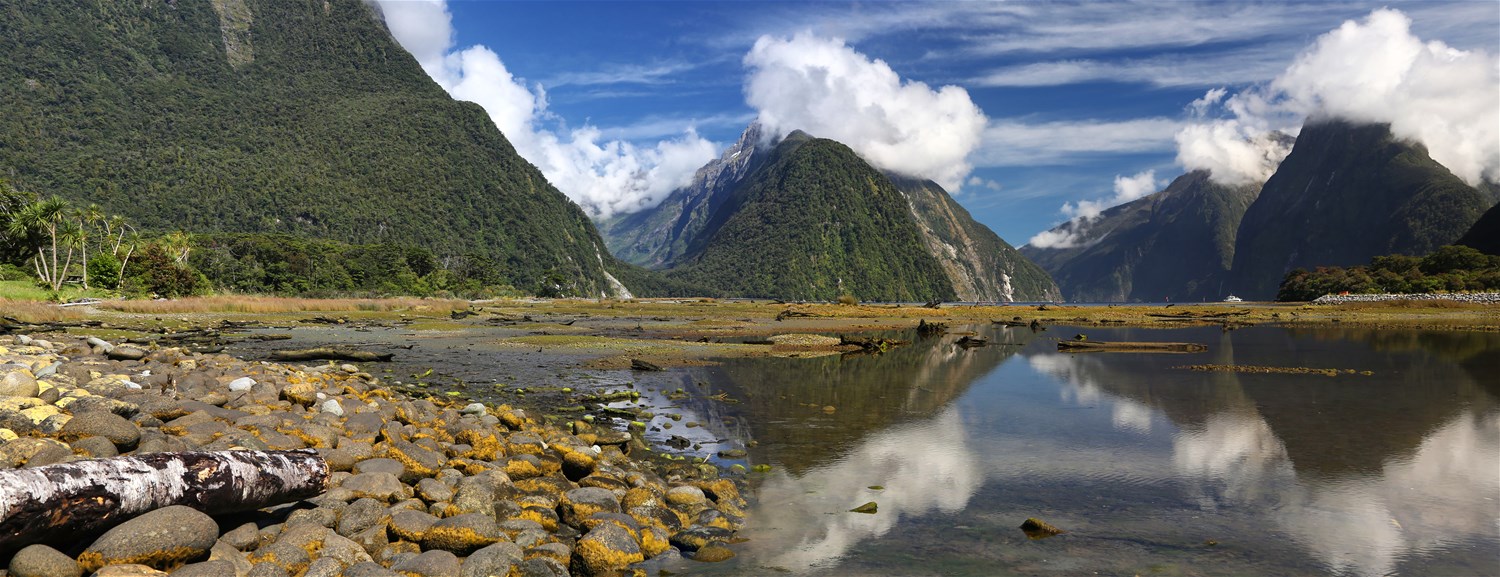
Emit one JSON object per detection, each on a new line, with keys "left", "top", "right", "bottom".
{"left": 0, "top": 299, "right": 84, "bottom": 323}
{"left": 1339, "top": 298, "right": 1481, "bottom": 310}
{"left": 98, "top": 296, "right": 470, "bottom": 315}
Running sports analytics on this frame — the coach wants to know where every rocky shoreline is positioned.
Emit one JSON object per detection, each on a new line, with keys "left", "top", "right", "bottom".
{"left": 0, "top": 333, "right": 744, "bottom": 577}
{"left": 1312, "top": 292, "right": 1500, "bottom": 304}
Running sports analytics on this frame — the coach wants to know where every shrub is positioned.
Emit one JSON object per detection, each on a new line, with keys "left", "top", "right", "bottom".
{"left": 837, "top": 294, "right": 859, "bottom": 305}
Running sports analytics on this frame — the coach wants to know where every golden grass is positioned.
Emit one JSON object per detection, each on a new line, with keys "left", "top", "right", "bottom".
{"left": 1335, "top": 298, "right": 1483, "bottom": 310}
{"left": 97, "top": 296, "right": 470, "bottom": 315}
{"left": 0, "top": 299, "right": 84, "bottom": 324}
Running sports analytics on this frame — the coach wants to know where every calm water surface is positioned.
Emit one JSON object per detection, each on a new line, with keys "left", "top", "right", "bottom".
{"left": 679, "top": 325, "right": 1500, "bottom": 577}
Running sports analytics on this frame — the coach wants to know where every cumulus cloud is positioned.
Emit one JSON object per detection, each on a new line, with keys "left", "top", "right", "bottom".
{"left": 373, "top": 0, "right": 717, "bottom": 218}
{"left": 1178, "top": 8, "right": 1500, "bottom": 186}
{"left": 743, "top": 33, "right": 987, "bottom": 192}
{"left": 966, "top": 176, "right": 1003, "bottom": 192}
{"left": 1027, "top": 170, "right": 1165, "bottom": 249}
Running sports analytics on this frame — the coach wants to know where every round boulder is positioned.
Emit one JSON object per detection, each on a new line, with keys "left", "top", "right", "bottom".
{"left": 78, "top": 505, "right": 218, "bottom": 572}
{"left": 0, "top": 370, "right": 39, "bottom": 398}
{"left": 59, "top": 410, "right": 140, "bottom": 450}
{"left": 572, "top": 522, "right": 643, "bottom": 576}
{"left": 8, "top": 543, "right": 82, "bottom": 577}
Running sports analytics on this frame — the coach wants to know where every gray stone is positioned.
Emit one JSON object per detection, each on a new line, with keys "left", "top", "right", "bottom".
{"left": 390, "top": 549, "right": 461, "bottom": 577}
{"left": 220, "top": 522, "right": 261, "bottom": 551}
{"left": 245, "top": 562, "right": 290, "bottom": 577}
{"left": 319, "top": 532, "right": 375, "bottom": 567}
{"left": 351, "top": 457, "right": 405, "bottom": 477}
{"left": 415, "top": 477, "right": 455, "bottom": 503}
{"left": 342, "top": 562, "right": 402, "bottom": 577}
{"left": 60, "top": 410, "right": 140, "bottom": 450}
{"left": 8, "top": 543, "right": 82, "bottom": 577}
{"left": 302, "top": 557, "right": 343, "bottom": 577}
{"left": 388, "top": 509, "right": 439, "bottom": 543}
{"left": 340, "top": 472, "right": 407, "bottom": 503}
{"left": 107, "top": 346, "right": 148, "bottom": 361}
{"left": 336, "top": 497, "right": 389, "bottom": 537}
{"left": 71, "top": 435, "right": 119, "bottom": 459}
{"left": 79, "top": 505, "right": 218, "bottom": 572}
{"left": 168, "top": 559, "right": 236, "bottom": 577}
{"left": 459, "top": 541, "right": 524, "bottom": 577}
{"left": 512, "top": 557, "right": 569, "bottom": 577}
{"left": 560, "top": 487, "right": 621, "bottom": 529}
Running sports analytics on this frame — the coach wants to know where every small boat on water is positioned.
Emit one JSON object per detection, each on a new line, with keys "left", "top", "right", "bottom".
{"left": 1223, "top": 295, "right": 1243, "bottom": 303}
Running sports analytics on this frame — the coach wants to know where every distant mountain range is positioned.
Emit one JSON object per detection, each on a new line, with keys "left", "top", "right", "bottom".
{"left": 0, "top": 0, "right": 628, "bottom": 296}
{"left": 603, "top": 125, "right": 1059, "bottom": 302}
{"left": 1025, "top": 120, "right": 1495, "bottom": 301}
{"left": 1019, "top": 171, "right": 1259, "bottom": 302}
{"left": 1458, "top": 202, "right": 1500, "bottom": 255}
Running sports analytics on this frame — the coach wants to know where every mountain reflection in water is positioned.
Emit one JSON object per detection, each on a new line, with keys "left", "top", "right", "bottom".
{"left": 687, "top": 325, "right": 1499, "bottom": 576}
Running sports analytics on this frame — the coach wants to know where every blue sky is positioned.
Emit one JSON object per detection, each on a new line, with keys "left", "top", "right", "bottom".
{"left": 376, "top": 1, "right": 1499, "bottom": 247}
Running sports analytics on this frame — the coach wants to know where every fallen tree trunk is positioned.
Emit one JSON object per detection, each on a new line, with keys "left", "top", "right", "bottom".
{"left": 1057, "top": 340, "right": 1207, "bottom": 353}
{"left": 269, "top": 347, "right": 393, "bottom": 362}
{"left": 0, "top": 450, "right": 327, "bottom": 549}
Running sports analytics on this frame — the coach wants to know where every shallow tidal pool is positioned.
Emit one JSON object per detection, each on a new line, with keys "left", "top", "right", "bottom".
{"left": 681, "top": 324, "right": 1500, "bottom": 577}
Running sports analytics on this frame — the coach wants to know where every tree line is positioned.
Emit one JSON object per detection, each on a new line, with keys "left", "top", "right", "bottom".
{"left": 1277, "top": 245, "right": 1500, "bottom": 301}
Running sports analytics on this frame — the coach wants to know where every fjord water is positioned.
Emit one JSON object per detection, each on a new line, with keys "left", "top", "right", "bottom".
{"left": 687, "top": 325, "right": 1500, "bottom": 576}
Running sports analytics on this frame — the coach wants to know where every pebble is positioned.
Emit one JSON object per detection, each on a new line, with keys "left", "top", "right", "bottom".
{"left": 0, "top": 370, "right": 39, "bottom": 398}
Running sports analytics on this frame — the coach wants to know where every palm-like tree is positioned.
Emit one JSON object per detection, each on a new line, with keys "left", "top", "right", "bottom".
{"left": 7, "top": 197, "right": 73, "bottom": 291}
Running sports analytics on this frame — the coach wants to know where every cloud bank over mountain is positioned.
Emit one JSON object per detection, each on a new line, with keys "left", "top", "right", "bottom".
{"left": 1178, "top": 8, "right": 1499, "bottom": 186}
{"left": 374, "top": 0, "right": 716, "bottom": 219}
{"left": 743, "top": 33, "right": 988, "bottom": 192}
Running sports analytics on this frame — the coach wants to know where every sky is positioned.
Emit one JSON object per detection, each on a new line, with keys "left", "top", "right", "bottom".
{"left": 372, "top": 0, "right": 1500, "bottom": 248}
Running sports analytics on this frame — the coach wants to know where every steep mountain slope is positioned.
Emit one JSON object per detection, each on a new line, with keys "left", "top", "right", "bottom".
{"left": 0, "top": 0, "right": 623, "bottom": 296}
{"left": 606, "top": 126, "right": 1058, "bottom": 301}
{"left": 1457, "top": 202, "right": 1500, "bottom": 255}
{"left": 888, "top": 175, "right": 1059, "bottom": 302}
{"left": 601, "top": 124, "right": 768, "bottom": 269}
{"left": 1229, "top": 120, "right": 1493, "bottom": 299}
{"left": 1020, "top": 171, "right": 1260, "bottom": 302}
{"left": 665, "top": 132, "right": 956, "bottom": 302}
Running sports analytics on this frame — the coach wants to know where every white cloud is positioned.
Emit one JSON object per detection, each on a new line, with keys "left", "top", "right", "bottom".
{"left": 1027, "top": 170, "right": 1164, "bottom": 249}
{"left": 979, "top": 118, "right": 1182, "bottom": 166}
{"left": 742, "top": 33, "right": 987, "bottom": 191}
{"left": 966, "top": 176, "right": 1003, "bottom": 192}
{"left": 373, "top": 0, "right": 717, "bottom": 218}
{"left": 1178, "top": 8, "right": 1500, "bottom": 186}
{"left": 972, "top": 50, "right": 1289, "bottom": 88}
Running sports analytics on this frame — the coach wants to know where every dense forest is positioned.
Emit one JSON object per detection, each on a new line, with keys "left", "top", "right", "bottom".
{"left": 1277, "top": 245, "right": 1500, "bottom": 301}
{"left": 0, "top": 0, "right": 626, "bottom": 297}
{"left": 665, "top": 134, "right": 956, "bottom": 302}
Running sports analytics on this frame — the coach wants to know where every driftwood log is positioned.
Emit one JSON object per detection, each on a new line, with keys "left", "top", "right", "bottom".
{"left": 0, "top": 450, "right": 328, "bottom": 549}
{"left": 269, "top": 347, "right": 393, "bottom": 362}
{"left": 1057, "top": 340, "right": 1208, "bottom": 353}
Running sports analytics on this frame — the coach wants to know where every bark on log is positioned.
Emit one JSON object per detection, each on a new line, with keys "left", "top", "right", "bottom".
{"left": 0, "top": 450, "right": 328, "bottom": 549}
{"left": 269, "top": 347, "right": 393, "bottom": 362}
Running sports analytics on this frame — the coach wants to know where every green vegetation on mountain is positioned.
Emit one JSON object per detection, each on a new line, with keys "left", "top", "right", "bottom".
{"left": 1277, "top": 245, "right": 1500, "bottom": 301}
{"left": 1229, "top": 120, "right": 1493, "bottom": 300}
{"left": 664, "top": 133, "right": 955, "bottom": 302}
{"left": 1457, "top": 202, "right": 1500, "bottom": 256}
{"left": 0, "top": 0, "right": 622, "bottom": 297}
{"left": 888, "top": 175, "right": 1059, "bottom": 301}
{"left": 1021, "top": 170, "right": 1260, "bottom": 302}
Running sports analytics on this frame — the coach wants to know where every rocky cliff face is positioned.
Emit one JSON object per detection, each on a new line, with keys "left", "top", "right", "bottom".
{"left": 1021, "top": 171, "right": 1260, "bottom": 302}
{"left": 889, "top": 175, "right": 1060, "bottom": 302}
{"left": 601, "top": 124, "right": 768, "bottom": 269}
{"left": 1228, "top": 120, "right": 1491, "bottom": 299}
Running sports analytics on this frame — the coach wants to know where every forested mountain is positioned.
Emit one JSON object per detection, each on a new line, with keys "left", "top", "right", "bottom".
{"left": 888, "top": 175, "right": 1059, "bottom": 302}
{"left": 0, "top": 0, "right": 627, "bottom": 296}
{"left": 601, "top": 124, "right": 769, "bottom": 270}
{"left": 1457, "top": 202, "right": 1500, "bottom": 256}
{"left": 663, "top": 132, "right": 956, "bottom": 302}
{"left": 1228, "top": 120, "right": 1494, "bottom": 299}
{"left": 1020, "top": 171, "right": 1260, "bottom": 302}
{"left": 606, "top": 126, "right": 1058, "bottom": 302}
